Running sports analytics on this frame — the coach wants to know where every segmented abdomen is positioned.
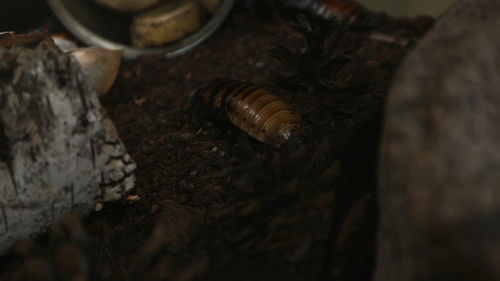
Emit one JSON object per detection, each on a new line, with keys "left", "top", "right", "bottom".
{"left": 191, "top": 79, "right": 303, "bottom": 147}
{"left": 278, "top": 0, "right": 371, "bottom": 24}
{"left": 317, "top": 0, "right": 367, "bottom": 21}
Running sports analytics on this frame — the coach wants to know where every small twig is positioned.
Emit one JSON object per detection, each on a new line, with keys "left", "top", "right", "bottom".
{"left": 369, "top": 32, "right": 409, "bottom": 46}
{"left": 103, "top": 246, "right": 129, "bottom": 281}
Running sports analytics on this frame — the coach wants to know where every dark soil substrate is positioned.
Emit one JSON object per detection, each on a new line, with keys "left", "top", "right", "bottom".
{"left": 0, "top": 3, "right": 433, "bottom": 281}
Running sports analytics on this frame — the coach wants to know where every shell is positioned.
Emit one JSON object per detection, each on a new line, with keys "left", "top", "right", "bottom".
{"left": 51, "top": 34, "right": 78, "bottom": 52}
{"left": 69, "top": 47, "right": 122, "bottom": 96}
{"left": 192, "top": 80, "right": 304, "bottom": 147}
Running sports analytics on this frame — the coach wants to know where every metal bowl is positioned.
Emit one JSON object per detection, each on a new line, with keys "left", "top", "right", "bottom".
{"left": 47, "top": 0, "right": 234, "bottom": 59}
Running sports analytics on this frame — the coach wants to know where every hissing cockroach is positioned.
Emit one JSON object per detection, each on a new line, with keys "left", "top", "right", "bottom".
{"left": 317, "top": 0, "right": 368, "bottom": 22}
{"left": 278, "top": 0, "right": 372, "bottom": 24}
{"left": 191, "top": 80, "right": 303, "bottom": 147}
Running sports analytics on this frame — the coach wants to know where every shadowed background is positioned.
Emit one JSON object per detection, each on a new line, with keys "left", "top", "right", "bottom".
{"left": 0, "top": 0, "right": 458, "bottom": 31}
{"left": 0, "top": 0, "right": 51, "bottom": 31}
{"left": 358, "top": 0, "right": 456, "bottom": 16}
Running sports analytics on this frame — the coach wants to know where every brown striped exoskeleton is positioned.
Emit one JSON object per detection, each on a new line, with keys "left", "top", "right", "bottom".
{"left": 277, "top": 0, "right": 379, "bottom": 25}
{"left": 191, "top": 79, "right": 304, "bottom": 147}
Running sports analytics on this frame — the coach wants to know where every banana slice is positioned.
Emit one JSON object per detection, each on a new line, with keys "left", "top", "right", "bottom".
{"left": 69, "top": 47, "right": 123, "bottom": 96}
{"left": 199, "top": 0, "right": 221, "bottom": 13}
{"left": 95, "top": 0, "right": 161, "bottom": 13}
{"left": 130, "top": 0, "right": 207, "bottom": 47}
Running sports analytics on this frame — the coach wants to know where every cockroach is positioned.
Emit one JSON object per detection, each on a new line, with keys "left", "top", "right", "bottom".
{"left": 278, "top": 0, "right": 373, "bottom": 24}
{"left": 317, "top": 0, "right": 368, "bottom": 21}
{"left": 191, "top": 79, "right": 304, "bottom": 147}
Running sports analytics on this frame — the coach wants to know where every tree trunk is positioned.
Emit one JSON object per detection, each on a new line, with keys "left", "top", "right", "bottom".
{"left": 0, "top": 36, "right": 136, "bottom": 254}
{"left": 376, "top": 0, "right": 500, "bottom": 280}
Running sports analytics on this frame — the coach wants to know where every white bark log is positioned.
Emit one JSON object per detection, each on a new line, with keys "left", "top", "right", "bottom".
{"left": 0, "top": 38, "right": 136, "bottom": 254}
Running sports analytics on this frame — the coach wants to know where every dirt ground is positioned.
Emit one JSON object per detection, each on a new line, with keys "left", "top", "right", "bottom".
{"left": 0, "top": 2, "right": 433, "bottom": 281}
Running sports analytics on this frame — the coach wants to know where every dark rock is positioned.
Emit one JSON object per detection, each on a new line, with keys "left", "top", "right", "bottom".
{"left": 376, "top": 0, "right": 500, "bottom": 280}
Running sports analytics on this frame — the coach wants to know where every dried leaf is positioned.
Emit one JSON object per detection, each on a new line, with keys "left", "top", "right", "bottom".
{"left": 337, "top": 193, "right": 372, "bottom": 247}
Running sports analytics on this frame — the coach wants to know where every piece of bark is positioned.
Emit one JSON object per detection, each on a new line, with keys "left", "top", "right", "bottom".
{"left": 0, "top": 37, "right": 136, "bottom": 254}
{"left": 376, "top": 0, "right": 500, "bottom": 280}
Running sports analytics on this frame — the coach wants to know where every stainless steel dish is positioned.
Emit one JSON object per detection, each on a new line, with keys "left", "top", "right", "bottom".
{"left": 47, "top": 0, "right": 234, "bottom": 59}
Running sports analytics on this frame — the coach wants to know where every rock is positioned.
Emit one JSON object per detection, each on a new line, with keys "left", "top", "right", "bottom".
{"left": 376, "top": 0, "right": 500, "bottom": 280}
{"left": 0, "top": 35, "right": 136, "bottom": 254}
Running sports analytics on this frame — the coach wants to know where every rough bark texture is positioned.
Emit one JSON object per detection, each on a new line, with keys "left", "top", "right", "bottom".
{"left": 0, "top": 39, "right": 136, "bottom": 254}
{"left": 376, "top": 0, "right": 500, "bottom": 280}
